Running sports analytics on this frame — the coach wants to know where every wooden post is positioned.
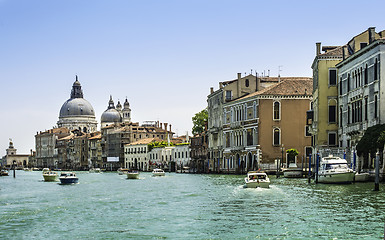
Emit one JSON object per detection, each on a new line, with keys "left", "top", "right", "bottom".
{"left": 13, "top": 160, "right": 16, "bottom": 178}
{"left": 374, "top": 151, "right": 380, "bottom": 191}
{"left": 276, "top": 159, "right": 280, "bottom": 178}
{"left": 315, "top": 153, "right": 319, "bottom": 184}
{"left": 308, "top": 154, "right": 312, "bottom": 183}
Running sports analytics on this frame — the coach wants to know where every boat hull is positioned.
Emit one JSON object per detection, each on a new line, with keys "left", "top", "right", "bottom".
{"left": 59, "top": 177, "right": 78, "bottom": 184}
{"left": 127, "top": 172, "right": 140, "bottom": 179}
{"left": 244, "top": 179, "right": 270, "bottom": 188}
{"left": 43, "top": 174, "right": 58, "bottom": 182}
{"left": 152, "top": 172, "right": 165, "bottom": 177}
{"left": 318, "top": 172, "right": 355, "bottom": 183}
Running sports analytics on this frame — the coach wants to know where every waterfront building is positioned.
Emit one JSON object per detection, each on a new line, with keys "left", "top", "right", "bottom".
{"left": 101, "top": 121, "right": 173, "bottom": 170}
{"left": 4, "top": 140, "right": 32, "bottom": 168}
{"left": 223, "top": 77, "right": 312, "bottom": 173}
{"left": 88, "top": 132, "right": 102, "bottom": 169}
{"left": 57, "top": 76, "right": 97, "bottom": 133}
{"left": 190, "top": 131, "right": 208, "bottom": 173}
{"left": 173, "top": 143, "right": 191, "bottom": 172}
{"left": 35, "top": 127, "right": 71, "bottom": 168}
{"left": 124, "top": 138, "right": 158, "bottom": 171}
{"left": 337, "top": 27, "right": 385, "bottom": 169}
{"left": 207, "top": 73, "right": 279, "bottom": 172}
{"left": 309, "top": 41, "right": 343, "bottom": 160}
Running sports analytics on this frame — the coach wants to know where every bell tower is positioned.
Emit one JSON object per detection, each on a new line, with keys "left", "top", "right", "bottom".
{"left": 122, "top": 97, "right": 131, "bottom": 123}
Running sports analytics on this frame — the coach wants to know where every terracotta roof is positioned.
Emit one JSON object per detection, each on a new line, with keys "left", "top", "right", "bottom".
{"left": 319, "top": 45, "right": 343, "bottom": 57}
{"left": 237, "top": 78, "right": 312, "bottom": 101}
{"left": 89, "top": 133, "right": 101, "bottom": 140}
{"left": 127, "top": 138, "right": 161, "bottom": 146}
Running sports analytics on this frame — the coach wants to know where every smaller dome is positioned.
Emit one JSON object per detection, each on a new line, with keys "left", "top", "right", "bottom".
{"left": 124, "top": 98, "right": 130, "bottom": 107}
{"left": 101, "top": 109, "right": 121, "bottom": 123}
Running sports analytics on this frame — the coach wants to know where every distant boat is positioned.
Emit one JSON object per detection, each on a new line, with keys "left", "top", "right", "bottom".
{"left": 244, "top": 171, "right": 270, "bottom": 188}
{"left": 59, "top": 172, "right": 78, "bottom": 184}
{"left": 152, "top": 168, "right": 165, "bottom": 177}
{"left": 117, "top": 168, "right": 129, "bottom": 175}
{"left": 42, "top": 168, "right": 58, "bottom": 182}
{"left": 23, "top": 168, "right": 32, "bottom": 171}
{"left": 283, "top": 163, "right": 303, "bottom": 178}
{"left": 0, "top": 169, "right": 9, "bottom": 176}
{"left": 89, "top": 168, "right": 102, "bottom": 173}
{"left": 126, "top": 170, "right": 140, "bottom": 179}
{"left": 318, "top": 155, "right": 355, "bottom": 183}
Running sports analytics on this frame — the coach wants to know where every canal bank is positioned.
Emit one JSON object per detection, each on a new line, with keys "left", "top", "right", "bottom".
{"left": 1, "top": 171, "right": 385, "bottom": 239}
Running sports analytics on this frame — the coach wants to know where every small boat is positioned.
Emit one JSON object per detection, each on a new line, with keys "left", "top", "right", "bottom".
{"left": 89, "top": 168, "right": 102, "bottom": 173}
{"left": 283, "top": 163, "right": 303, "bottom": 178}
{"left": 23, "top": 168, "right": 32, "bottom": 171}
{"left": 42, "top": 168, "right": 58, "bottom": 182}
{"left": 0, "top": 169, "right": 9, "bottom": 176}
{"left": 126, "top": 170, "right": 140, "bottom": 179}
{"left": 244, "top": 171, "right": 270, "bottom": 188}
{"left": 318, "top": 155, "right": 355, "bottom": 184}
{"left": 117, "top": 168, "right": 129, "bottom": 175}
{"left": 59, "top": 172, "right": 78, "bottom": 184}
{"left": 152, "top": 168, "right": 165, "bottom": 177}
{"left": 354, "top": 172, "right": 370, "bottom": 182}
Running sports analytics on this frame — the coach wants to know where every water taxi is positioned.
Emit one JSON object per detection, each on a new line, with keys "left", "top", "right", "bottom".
{"left": 42, "top": 168, "right": 58, "bottom": 182}
{"left": 117, "top": 168, "right": 129, "bottom": 175}
{"left": 244, "top": 171, "right": 270, "bottom": 188}
{"left": 59, "top": 172, "right": 78, "bottom": 184}
{"left": 318, "top": 155, "right": 355, "bottom": 183}
{"left": 152, "top": 168, "right": 165, "bottom": 177}
{"left": 126, "top": 170, "right": 140, "bottom": 179}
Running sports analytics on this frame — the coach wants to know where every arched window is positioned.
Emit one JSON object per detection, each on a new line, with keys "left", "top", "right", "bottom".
{"left": 365, "top": 65, "right": 368, "bottom": 85}
{"left": 375, "top": 95, "right": 378, "bottom": 118}
{"left": 374, "top": 59, "right": 378, "bottom": 81}
{"left": 273, "top": 101, "right": 280, "bottom": 120}
{"left": 273, "top": 128, "right": 280, "bottom": 146}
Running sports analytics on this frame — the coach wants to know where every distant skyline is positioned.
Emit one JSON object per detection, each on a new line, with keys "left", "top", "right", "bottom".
{"left": 1, "top": 0, "right": 385, "bottom": 154}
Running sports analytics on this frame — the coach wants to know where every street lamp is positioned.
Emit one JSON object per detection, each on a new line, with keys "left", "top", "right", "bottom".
{"left": 281, "top": 144, "right": 285, "bottom": 168}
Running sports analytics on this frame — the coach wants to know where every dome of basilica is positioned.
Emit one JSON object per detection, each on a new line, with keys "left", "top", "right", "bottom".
{"left": 101, "top": 96, "right": 122, "bottom": 124}
{"left": 59, "top": 98, "right": 95, "bottom": 117}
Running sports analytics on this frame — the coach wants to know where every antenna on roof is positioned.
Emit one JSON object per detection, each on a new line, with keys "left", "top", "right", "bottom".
{"left": 278, "top": 65, "right": 283, "bottom": 82}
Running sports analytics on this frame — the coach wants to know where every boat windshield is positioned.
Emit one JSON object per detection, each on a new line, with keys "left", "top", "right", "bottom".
{"left": 325, "top": 163, "right": 349, "bottom": 170}
{"left": 249, "top": 175, "right": 266, "bottom": 180}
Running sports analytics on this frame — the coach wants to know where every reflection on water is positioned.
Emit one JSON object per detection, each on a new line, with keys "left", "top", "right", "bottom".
{"left": 0, "top": 171, "right": 385, "bottom": 239}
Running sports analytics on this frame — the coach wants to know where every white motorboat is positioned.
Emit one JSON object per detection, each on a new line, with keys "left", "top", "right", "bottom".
{"left": 126, "top": 170, "right": 140, "bottom": 179}
{"left": 117, "top": 168, "right": 129, "bottom": 175}
{"left": 42, "top": 168, "right": 58, "bottom": 182}
{"left": 59, "top": 172, "right": 78, "bottom": 184}
{"left": 355, "top": 172, "right": 369, "bottom": 182}
{"left": 152, "top": 168, "right": 165, "bottom": 177}
{"left": 318, "top": 155, "right": 355, "bottom": 183}
{"left": 89, "top": 168, "right": 102, "bottom": 173}
{"left": 244, "top": 171, "right": 270, "bottom": 188}
{"left": 283, "top": 163, "right": 303, "bottom": 178}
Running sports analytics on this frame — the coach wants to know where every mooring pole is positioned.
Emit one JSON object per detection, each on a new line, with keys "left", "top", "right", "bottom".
{"left": 315, "top": 153, "right": 319, "bottom": 184}
{"left": 308, "top": 154, "right": 312, "bottom": 183}
{"left": 13, "top": 160, "right": 16, "bottom": 178}
{"left": 374, "top": 151, "right": 380, "bottom": 191}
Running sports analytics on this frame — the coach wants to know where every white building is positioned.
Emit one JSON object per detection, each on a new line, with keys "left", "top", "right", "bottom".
{"left": 173, "top": 144, "right": 191, "bottom": 172}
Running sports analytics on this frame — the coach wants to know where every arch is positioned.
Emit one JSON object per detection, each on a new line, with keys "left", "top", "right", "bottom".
{"left": 273, "top": 128, "right": 280, "bottom": 146}
{"left": 273, "top": 101, "right": 280, "bottom": 120}
{"left": 247, "top": 152, "right": 253, "bottom": 171}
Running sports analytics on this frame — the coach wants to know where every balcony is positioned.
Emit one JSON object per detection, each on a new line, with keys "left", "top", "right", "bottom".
{"left": 346, "top": 123, "right": 363, "bottom": 136}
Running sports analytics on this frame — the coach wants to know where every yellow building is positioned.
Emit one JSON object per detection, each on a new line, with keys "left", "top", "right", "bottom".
{"left": 310, "top": 43, "right": 343, "bottom": 156}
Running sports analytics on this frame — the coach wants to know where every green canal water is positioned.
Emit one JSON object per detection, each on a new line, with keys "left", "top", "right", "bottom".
{"left": 1, "top": 171, "right": 385, "bottom": 239}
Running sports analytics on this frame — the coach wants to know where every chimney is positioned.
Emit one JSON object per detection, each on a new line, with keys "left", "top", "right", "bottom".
{"left": 369, "top": 27, "right": 376, "bottom": 44}
{"left": 160, "top": 123, "right": 163, "bottom": 129}
{"left": 169, "top": 124, "right": 172, "bottom": 132}
{"left": 210, "top": 87, "right": 214, "bottom": 94}
{"left": 164, "top": 123, "right": 168, "bottom": 131}
{"left": 255, "top": 73, "right": 260, "bottom": 92}
{"left": 342, "top": 46, "right": 345, "bottom": 60}
{"left": 219, "top": 82, "right": 223, "bottom": 89}
{"left": 237, "top": 72, "right": 241, "bottom": 98}
{"left": 237, "top": 73, "right": 241, "bottom": 79}
{"left": 316, "top": 42, "right": 321, "bottom": 56}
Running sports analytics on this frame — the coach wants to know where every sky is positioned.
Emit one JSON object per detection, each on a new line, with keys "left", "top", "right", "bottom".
{"left": 1, "top": 0, "right": 385, "bottom": 154}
